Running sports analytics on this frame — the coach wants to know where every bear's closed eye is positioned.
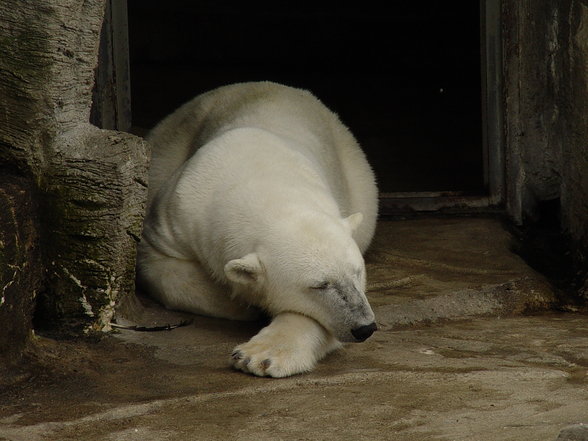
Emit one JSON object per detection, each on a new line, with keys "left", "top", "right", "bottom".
{"left": 311, "top": 282, "right": 332, "bottom": 290}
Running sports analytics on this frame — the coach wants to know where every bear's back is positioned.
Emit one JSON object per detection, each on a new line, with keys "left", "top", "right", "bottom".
{"left": 145, "top": 81, "right": 377, "bottom": 253}
{"left": 145, "top": 82, "right": 334, "bottom": 202}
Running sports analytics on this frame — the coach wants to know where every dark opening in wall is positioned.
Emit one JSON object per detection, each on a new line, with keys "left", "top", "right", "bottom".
{"left": 128, "top": 1, "right": 483, "bottom": 194}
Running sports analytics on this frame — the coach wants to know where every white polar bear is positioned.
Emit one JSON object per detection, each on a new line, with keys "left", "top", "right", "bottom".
{"left": 137, "top": 81, "right": 378, "bottom": 377}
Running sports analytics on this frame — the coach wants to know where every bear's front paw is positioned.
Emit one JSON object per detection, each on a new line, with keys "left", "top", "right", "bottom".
{"left": 230, "top": 339, "right": 315, "bottom": 378}
{"left": 229, "top": 313, "right": 340, "bottom": 378}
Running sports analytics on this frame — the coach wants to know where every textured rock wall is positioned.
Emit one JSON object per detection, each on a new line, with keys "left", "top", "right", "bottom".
{"left": 561, "top": 1, "right": 588, "bottom": 298}
{"left": 503, "top": 0, "right": 588, "bottom": 297}
{"left": 0, "top": 175, "right": 41, "bottom": 357}
{"left": 0, "top": 0, "right": 148, "bottom": 357}
{"left": 503, "top": 0, "right": 570, "bottom": 221}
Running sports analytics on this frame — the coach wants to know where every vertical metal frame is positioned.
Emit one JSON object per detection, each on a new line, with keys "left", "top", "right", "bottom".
{"left": 480, "top": 0, "right": 505, "bottom": 206}
{"left": 91, "top": 0, "right": 132, "bottom": 132}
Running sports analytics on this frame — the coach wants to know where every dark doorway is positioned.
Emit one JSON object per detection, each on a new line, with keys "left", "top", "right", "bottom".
{"left": 128, "top": 2, "right": 484, "bottom": 194}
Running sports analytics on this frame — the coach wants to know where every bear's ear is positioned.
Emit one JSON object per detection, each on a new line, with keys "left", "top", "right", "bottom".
{"left": 224, "top": 253, "right": 263, "bottom": 286}
{"left": 344, "top": 212, "right": 363, "bottom": 232}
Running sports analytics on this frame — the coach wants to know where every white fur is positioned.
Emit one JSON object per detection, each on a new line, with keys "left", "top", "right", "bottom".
{"left": 137, "top": 82, "right": 378, "bottom": 377}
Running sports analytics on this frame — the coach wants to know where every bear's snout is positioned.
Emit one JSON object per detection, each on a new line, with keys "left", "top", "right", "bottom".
{"left": 350, "top": 322, "right": 377, "bottom": 342}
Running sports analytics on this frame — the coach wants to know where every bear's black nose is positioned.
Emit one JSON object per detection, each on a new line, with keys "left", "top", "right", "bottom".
{"left": 351, "top": 322, "right": 377, "bottom": 342}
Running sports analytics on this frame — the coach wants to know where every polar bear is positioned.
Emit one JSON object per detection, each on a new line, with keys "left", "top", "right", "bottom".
{"left": 137, "top": 81, "right": 378, "bottom": 377}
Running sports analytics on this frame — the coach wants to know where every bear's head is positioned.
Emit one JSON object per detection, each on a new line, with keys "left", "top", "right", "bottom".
{"left": 224, "top": 212, "right": 376, "bottom": 343}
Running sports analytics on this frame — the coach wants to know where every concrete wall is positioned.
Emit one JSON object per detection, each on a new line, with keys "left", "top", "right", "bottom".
{"left": 503, "top": 0, "right": 588, "bottom": 297}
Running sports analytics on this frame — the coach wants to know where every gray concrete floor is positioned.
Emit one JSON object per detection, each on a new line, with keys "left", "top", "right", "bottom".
{"left": 1, "top": 218, "right": 587, "bottom": 441}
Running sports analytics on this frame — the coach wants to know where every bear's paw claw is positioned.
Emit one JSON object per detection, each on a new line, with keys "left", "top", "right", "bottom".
{"left": 229, "top": 341, "right": 312, "bottom": 378}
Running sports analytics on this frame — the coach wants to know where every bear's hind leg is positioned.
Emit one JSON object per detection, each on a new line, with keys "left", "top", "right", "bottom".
{"left": 230, "top": 312, "right": 342, "bottom": 377}
{"left": 137, "top": 242, "right": 259, "bottom": 321}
